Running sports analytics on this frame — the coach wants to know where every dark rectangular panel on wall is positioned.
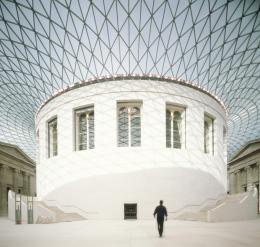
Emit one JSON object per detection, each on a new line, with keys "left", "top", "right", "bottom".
{"left": 124, "top": 203, "right": 137, "bottom": 219}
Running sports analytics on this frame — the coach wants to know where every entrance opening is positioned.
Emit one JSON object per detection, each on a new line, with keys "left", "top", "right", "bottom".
{"left": 124, "top": 203, "right": 137, "bottom": 219}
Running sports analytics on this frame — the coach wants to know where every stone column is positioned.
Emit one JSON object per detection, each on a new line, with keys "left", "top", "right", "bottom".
{"left": 12, "top": 168, "right": 19, "bottom": 192}
{"left": 21, "top": 171, "right": 26, "bottom": 195}
{"left": 27, "top": 175, "right": 31, "bottom": 195}
{"left": 0, "top": 165, "right": 8, "bottom": 216}
{"left": 229, "top": 172, "right": 236, "bottom": 194}
{"left": 0, "top": 165, "right": 3, "bottom": 187}
{"left": 258, "top": 162, "right": 260, "bottom": 186}
{"left": 235, "top": 171, "right": 241, "bottom": 193}
{"left": 256, "top": 161, "right": 260, "bottom": 213}
{"left": 247, "top": 165, "right": 254, "bottom": 192}
{"left": 0, "top": 165, "right": 3, "bottom": 215}
{"left": 25, "top": 173, "right": 29, "bottom": 195}
{"left": 23, "top": 172, "right": 30, "bottom": 195}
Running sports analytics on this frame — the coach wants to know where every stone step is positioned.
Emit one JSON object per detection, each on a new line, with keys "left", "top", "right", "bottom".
{"left": 176, "top": 211, "right": 207, "bottom": 222}
{"left": 55, "top": 212, "right": 85, "bottom": 222}
{"left": 175, "top": 193, "right": 249, "bottom": 222}
{"left": 200, "top": 199, "right": 225, "bottom": 212}
{"left": 38, "top": 201, "right": 85, "bottom": 223}
{"left": 225, "top": 193, "right": 247, "bottom": 202}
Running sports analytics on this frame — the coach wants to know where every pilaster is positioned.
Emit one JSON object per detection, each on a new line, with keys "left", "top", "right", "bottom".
{"left": 229, "top": 172, "right": 236, "bottom": 194}
{"left": 0, "top": 165, "right": 8, "bottom": 216}
{"left": 247, "top": 165, "right": 254, "bottom": 192}
{"left": 258, "top": 162, "right": 260, "bottom": 186}
{"left": 27, "top": 174, "right": 31, "bottom": 195}
{"left": 12, "top": 168, "right": 19, "bottom": 192}
{"left": 21, "top": 171, "right": 26, "bottom": 195}
{"left": 235, "top": 171, "right": 241, "bottom": 193}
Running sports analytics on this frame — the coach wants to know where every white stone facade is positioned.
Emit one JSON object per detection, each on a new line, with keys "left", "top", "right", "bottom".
{"left": 228, "top": 139, "right": 260, "bottom": 212}
{"left": 0, "top": 142, "right": 36, "bottom": 216}
{"left": 35, "top": 79, "right": 227, "bottom": 219}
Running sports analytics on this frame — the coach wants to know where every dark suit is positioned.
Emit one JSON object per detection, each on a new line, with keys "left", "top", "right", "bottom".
{"left": 153, "top": 205, "right": 168, "bottom": 236}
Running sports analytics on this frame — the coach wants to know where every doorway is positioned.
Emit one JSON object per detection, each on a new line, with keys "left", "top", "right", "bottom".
{"left": 124, "top": 203, "right": 137, "bottom": 219}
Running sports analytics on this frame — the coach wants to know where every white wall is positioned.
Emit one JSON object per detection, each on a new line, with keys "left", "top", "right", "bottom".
{"left": 35, "top": 79, "right": 227, "bottom": 219}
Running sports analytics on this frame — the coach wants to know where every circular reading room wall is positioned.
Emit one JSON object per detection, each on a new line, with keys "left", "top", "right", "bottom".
{"left": 35, "top": 75, "right": 227, "bottom": 220}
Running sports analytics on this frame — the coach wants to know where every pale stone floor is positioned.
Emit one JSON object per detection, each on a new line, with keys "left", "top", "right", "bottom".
{"left": 1, "top": 218, "right": 260, "bottom": 247}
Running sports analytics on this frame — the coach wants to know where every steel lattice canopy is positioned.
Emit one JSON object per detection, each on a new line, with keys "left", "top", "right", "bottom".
{"left": 0, "top": 0, "right": 259, "bottom": 160}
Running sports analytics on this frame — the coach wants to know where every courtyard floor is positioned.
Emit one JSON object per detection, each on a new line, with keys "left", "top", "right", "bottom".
{"left": 0, "top": 217, "right": 260, "bottom": 247}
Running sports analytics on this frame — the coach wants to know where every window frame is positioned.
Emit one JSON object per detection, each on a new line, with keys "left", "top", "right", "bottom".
{"left": 166, "top": 104, "right": 186, "bottom": 149}
{"left": 47, "top": 116, "right": 58, "bottom": 158}
{"left": 74, "top": 105, "right": 95, "bottom": 151}
{"left": 223, "top": 125, "right": 227, "bottom": 160}
{"left": 204, "top": 113, "right": 215, "bottom": 155}
{"left": 117, "top": 101, "right": 142, "bottom": 147}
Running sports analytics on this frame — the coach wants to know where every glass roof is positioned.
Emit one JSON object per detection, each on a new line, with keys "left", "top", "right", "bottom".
{"left": 0, "top": 0, "right": 259, "bottom": 160}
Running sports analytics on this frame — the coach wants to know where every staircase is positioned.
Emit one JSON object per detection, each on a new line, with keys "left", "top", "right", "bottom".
{"left": 36, "top": 201, "right": 85, "bottom": 223}
{"left": 175, "top": 201, "right": 223, "bottom": 222}
{"left": 174, "top": 195, "right": 226, "bottom": 222}
{"left": 176, "top": 211, "right": 207, "bottom": 221}
{"left": 175, "top": 192, "right": 255, "bottom": 222}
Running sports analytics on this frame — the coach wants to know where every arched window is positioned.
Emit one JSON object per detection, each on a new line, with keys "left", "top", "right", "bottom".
{"left": 166, "top": 105, "right": 185, "bottom": 149}
{"left": 75, "top": 106, "right": 94, "bottom": 150}
{"left": 118, "top": 104, "right": 141, "bottom": 147}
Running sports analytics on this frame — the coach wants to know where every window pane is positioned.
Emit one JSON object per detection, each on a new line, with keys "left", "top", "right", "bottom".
{"left": 131, "top": 107, "right": 141, "bottom": 147}
{"left": 204, "top": 120, "right": 209, "bottom": 153}
{"left": 118, "top": 107, "right": 129, "bottom": 147}
{"left": 166, "top": 110, "right": 171, "bottom": 147}
{"left": 75, "top": 107, "right": 95, "bottom": 151}
{"left": 53, "top": 124, "right": 57, "bottom": 155}
{"left": 88, "top": 111, "right": 95, "bottom": 149}
{"left": 48, "top": 118, "right": 57, "bottom": 157}
{"left": 173, "top": 111, "right": 181, "bottom": 149}
{"left": 79, "top": 113, "right": 87, "bottom": 150}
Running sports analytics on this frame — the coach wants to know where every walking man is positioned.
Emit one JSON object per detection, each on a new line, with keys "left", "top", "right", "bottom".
{"left": 153, "top": 200, "right": 168, "bottom": 237}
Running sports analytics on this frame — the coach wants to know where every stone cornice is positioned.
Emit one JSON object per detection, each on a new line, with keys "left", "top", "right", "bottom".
{"left": 228, "top": 149, "right": 260, "bottom": 167}
{"left": 0, "top": 150, "right": 35, "bottom": 170}
{"left": 228, "top": 138, "right": 260, "bottom": 163}
{"left": 35, "top": 74, "right": 227, "bottom": 118}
